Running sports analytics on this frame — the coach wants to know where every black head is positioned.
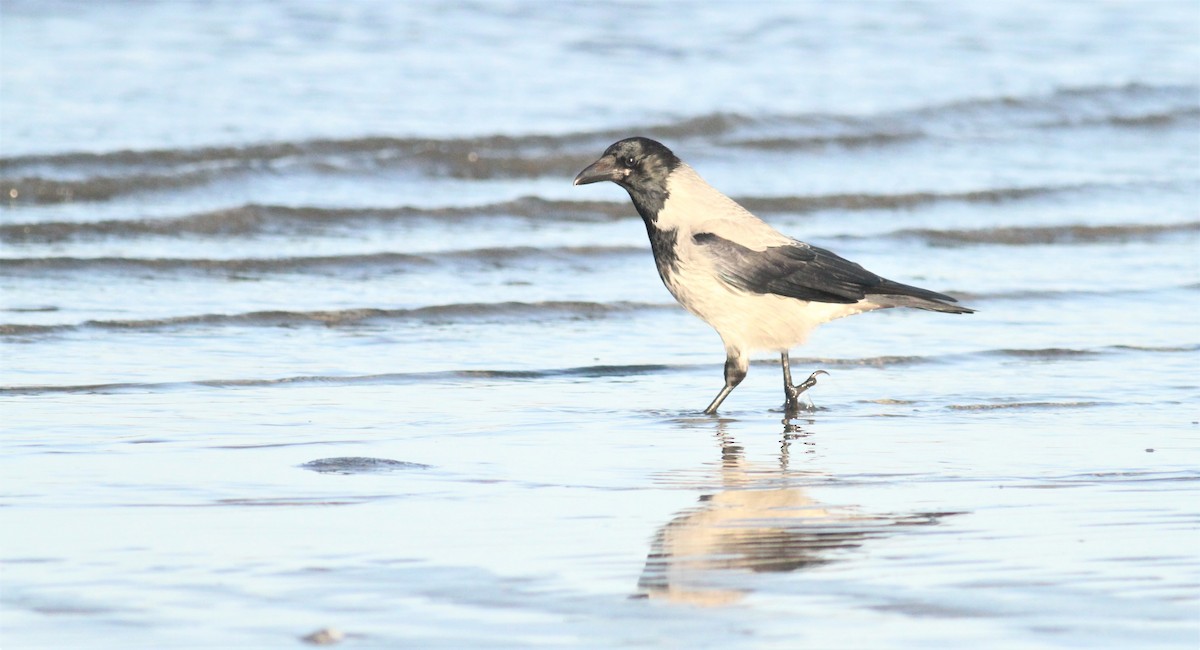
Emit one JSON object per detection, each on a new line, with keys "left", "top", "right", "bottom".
{"left": 573, "top": 137, "right": 681, "bottom": 197}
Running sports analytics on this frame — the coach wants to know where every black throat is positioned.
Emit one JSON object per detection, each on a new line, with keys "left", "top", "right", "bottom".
{"left": 626, "top": 186, "right": 669, "bottom": 226}
{"left": 627, "top": 188, "right": 678, "bottom": 282}
{"left": 645, "top": 224, "right": 679, "bottom": 282}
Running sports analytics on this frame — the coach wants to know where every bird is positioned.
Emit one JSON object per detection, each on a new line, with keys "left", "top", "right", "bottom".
{"left": 573, "top": 137, "right": 973, "bottom": 415}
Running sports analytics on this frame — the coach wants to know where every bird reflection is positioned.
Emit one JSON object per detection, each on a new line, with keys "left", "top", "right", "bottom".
{"left": 637, "top": 421, "right": 949, "bottom": 605}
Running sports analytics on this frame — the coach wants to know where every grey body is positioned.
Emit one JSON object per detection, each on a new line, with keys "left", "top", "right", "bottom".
{"left": 574, "top": 137, "right": 972, "bottom": 414}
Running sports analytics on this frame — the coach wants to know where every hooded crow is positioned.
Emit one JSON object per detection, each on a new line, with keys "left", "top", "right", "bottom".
{"left": 574, "top": 137, "right": 973, "bottom": 415}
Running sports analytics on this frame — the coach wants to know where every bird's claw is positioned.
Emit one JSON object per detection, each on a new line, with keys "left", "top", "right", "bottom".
{"left": 784, "top": 370, "right": 828, "bottom": 415}
{"left": 786, "top": 369, "right": 828, "bottom": 398}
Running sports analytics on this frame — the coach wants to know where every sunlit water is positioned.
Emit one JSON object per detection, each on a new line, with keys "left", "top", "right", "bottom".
{"left": 2, "top": 1, "right": 1199, "bottom": 648}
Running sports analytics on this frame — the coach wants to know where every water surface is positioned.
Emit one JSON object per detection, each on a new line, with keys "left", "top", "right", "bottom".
{"left": 2, "top": 1, "right": 1198, "bottom": 648}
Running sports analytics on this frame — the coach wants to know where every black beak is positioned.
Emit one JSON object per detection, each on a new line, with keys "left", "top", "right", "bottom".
{"left": 573, "top": 155, "right": 623, "bottom": 186}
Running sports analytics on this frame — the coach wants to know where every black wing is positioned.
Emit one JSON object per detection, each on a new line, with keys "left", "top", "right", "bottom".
{"left": 693, "top": 232, "right": 964, "bottom": 307}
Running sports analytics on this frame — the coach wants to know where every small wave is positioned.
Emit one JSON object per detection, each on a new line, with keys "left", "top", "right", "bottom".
{"left": 974, "top": 345, "right": 1200, "bottom": 362}
{"left": 0, "top": 363, "right": 684, "bottom": 395}
{"left": 975, "top": 344, "right": 1199, "bottom": 360}
{"left": 0, "top": 135, "right": 611, "bottom": 204}
{"left": 892, "top": 222, "right": 1199, "bottom": 247}
{"left": 299, "top": 458, "right": 432, "bottom": 474}
{"left": 0, "top": 116, "right": 750, "bottom": 175}
{"left": 0, "top": 252, "right": 430, "bottom": 275}
{"left": 0, "top": 300, "right": 669, "bottom": 338}
{"left": 3, "top": 83, "right": 1191, "bottom": 204}
{"left": 918, "top": 82, "right": 1198, "bottom": 127}
{"left": 987, "top": 348, "right": 1103, "bottom": 359}
{"left": 2, "top": 182, "right": 1132, "bottom": 245}
{"left": 1010, "top": 471, "right": 1200, "bottom": 491}
{"left": 727, "top": 131, "right": 922, "bottom": 151}
{"left": 0, "top": 198, "right": 631, "bottom": 243}
{"left": 6, "top": 83, "right": 1187, "bottom": 172}
{"left": 755, "top": 355, "right": 929, "bottom": 368}
{"left": 1107, "top": 107, "right": 1200, "bottom": 127}
{"left": 947, "top": 401, "right": 1108, "bottom": 411}
{"left": 1109, "top": 343, "right": 1200, "bottom": 353}
{"left": 0, "top": 134, "right": 599, "bottom": 177}
{"left": 2, "top": 305, "right": 59, "bottom": 313}
{"left": 951, "top": 283, "right": 1200, "bottom": 302}
{"left": 0, "top": 245, "right": 639, "bottom": 276}
{"left": 740, "top": 183, "right": 1100, "bottom": 215}
{"left": 1, "top": 169, "right": 218, "bottom": 203}
{"left": 1044, "top": 470, "right": 1200, "bottom": 484}
{"left": 209, "top": 496, "right": 391, "bottom": 507}
{"left": 1039, "top": 106, "right": 1200, "bottom": 129}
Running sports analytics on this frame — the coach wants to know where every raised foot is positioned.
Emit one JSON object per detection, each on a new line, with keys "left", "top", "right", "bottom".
{"left": 784, "top": 370, "right": 829, "bottom": 414}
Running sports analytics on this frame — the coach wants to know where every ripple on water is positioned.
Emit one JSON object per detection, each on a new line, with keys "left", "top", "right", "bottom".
{"left": 299, "top": 457, "right": 434, "bottom": 475}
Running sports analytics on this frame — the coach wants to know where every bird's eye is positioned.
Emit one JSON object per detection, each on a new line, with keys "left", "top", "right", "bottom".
{"left": 625, "top": 156, "right": 637, "bottom": 167}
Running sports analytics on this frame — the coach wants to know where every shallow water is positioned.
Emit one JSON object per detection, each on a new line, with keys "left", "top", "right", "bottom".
{"left": 2, "top": 1, "right": 1199, "bottom": 648}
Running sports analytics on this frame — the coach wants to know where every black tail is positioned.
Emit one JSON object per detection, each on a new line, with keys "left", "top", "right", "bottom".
{"left": 870, "top": 279, "right": 975, "bottom": 314}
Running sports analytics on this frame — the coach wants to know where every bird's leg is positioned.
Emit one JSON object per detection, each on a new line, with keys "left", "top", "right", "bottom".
{"left": 781, "top": 352, "right": 828, "bottom": 415}
{"left": 703, "top": 353, "right": 747, "bottom": 415}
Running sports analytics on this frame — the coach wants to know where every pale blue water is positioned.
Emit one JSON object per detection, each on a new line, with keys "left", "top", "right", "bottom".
{"left": 2, "top": 1, "right": 1199, "bottom": 648}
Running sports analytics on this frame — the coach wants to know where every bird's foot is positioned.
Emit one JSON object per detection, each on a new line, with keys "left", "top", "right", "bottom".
{"left": 783, "top": 370, "right": 828, "bottom": 417}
